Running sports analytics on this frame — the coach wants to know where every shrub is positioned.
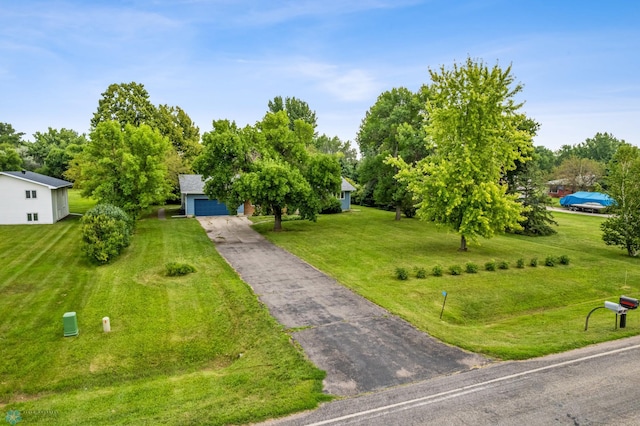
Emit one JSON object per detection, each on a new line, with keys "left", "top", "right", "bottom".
{"left": 395, "top": 267, "right": 409, "bottom": 280}
{"left": 545, "top": 256, "right": 557, "bottom": 267}
{"left": 530, "top": 257, "right": 538, "bottom": 267}
{"left": 81, "top": 204, "right": 134, "bottom": 264}
{"left": 449, "top": 265, "right": 463, "bottom": 276}
{"left": 415, "top": 267, "right": 427, "bottom": 279}
{"left": 516, "top": 258, "right": 525, "bottom": 268}
{"left": 166, "top": 262, "right": 196, "bottom": 276}
{"left": 498, "top": 260, "right": 510, "bottom": 270}
{"left": 432, "top": 265, "right": 444, "bottom": 277}
{"left": 485, "top": 261, "right": 496, "bottom": 271}
{"left": 465, "top": 262, "right": 479, "bottom": 274}
{"left": 559, "top": 255, "right": 570, "bottom": 265}
{"left": 320, "top": 197, "right": 342, "bottom": 214}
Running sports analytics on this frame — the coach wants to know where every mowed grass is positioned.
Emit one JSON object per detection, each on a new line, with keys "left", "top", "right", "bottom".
{"left": 0, "top": 204, "right": 327, "bottom": 424}
{"left": 253, "top": 207, "right": 640, "bottom": 360}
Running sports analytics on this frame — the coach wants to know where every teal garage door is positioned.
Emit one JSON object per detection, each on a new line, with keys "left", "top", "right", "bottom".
{"left": 194, "top": 199, "right": 229, "bottom": 216}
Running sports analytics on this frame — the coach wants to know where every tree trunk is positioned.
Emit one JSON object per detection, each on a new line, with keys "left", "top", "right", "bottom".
{"left": 273, "top": 206, "right": 283, "bottom": 232}
{"left": 395, "top": 205, "right": 402, "bottom": 221}
{"left": 459, "top": 235, "right": 468, "bottom": 251}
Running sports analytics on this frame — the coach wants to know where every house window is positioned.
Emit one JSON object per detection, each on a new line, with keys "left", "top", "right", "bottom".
{"left": 34, "top": 213, "right": 39, "bottom": 221}
{"left": 27, "top": 213, "right": 39, "bottom": 222}
{"left": 339, "top": 191, "right": 346, "bottom": 200}
{"left": 25, "top": 190, "right": 36, "bottom": 199}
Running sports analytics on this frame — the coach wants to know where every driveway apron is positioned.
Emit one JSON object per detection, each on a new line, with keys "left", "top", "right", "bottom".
{"left": 198, "top": 216, "right": 489, "bottom": 396}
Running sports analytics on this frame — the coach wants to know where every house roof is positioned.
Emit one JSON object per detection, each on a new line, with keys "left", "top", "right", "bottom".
{"left": 341, "top": 178, "right": 356, "bottom": 192}
{"left": 0, "top": 170, "right": 73, "bottom": 189}
{"left": 179, "top": 174, "right": 206, "bottom": 194}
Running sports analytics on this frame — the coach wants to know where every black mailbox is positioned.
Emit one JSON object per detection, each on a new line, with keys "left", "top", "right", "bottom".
{"left": 619, "top": 296, "right": 639, "bottom": 310}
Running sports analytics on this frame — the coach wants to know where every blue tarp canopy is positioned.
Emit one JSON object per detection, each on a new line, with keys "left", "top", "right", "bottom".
{"left": 559, "top": 191, "right": 614, "bottom": 207}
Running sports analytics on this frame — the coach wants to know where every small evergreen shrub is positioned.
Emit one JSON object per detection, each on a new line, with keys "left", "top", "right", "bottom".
{"left": 516, "top": 258, "right": 525, "bottom": 268}
{"left": 530, "top": 257, "right": 538, "bottom": 267}
{"left": 559, "top": 255, "right": 570, "bottom": 265}
{"left": 498, "top": 260, "right": 510, "bottom": 270}
{"left": 465, "top": 262, "right": 479, "bottom": 274}
{"left": 449, "top": 265, "right": 463, "bottom": 276}
{"left": 320, "top": 197, "right": 342, "bottom": 214}
{"left": 432, "top": 265, "right": 444, "bottom": 277}
{"left": 81, "top": 204, "right": 134, "bottom": 264}
{"left": 166, "top": 262, "right": 196, "bottom": 276}
{"left": 545, "top": 256, "right": 557, "bottom": 267}
{"left": 395, "top": 267, "right": 409, "bottom": 280}
{"left": 485, "top": 261, "right": 496, "bottom": 271}
{"left": 415, "top": 267, "right": 427, "bottom": 279}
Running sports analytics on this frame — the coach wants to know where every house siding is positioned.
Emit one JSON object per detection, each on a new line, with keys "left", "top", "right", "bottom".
{"left": 0, "top": 175, "right": 55, "bottom": 224}
{"left": 340, "top": 192, "right": 351, "bottom": 211}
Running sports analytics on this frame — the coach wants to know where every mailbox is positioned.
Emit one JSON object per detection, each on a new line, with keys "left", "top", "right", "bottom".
{"left": 604, "top": 301, "right": 627, "bottom": 314}
{"left": 619, "top": 296, "right": 639, "bottom": 310}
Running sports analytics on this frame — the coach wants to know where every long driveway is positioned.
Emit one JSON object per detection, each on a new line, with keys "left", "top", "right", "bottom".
{"left": 198, "top": 216, "right": 489, "bottom": 396}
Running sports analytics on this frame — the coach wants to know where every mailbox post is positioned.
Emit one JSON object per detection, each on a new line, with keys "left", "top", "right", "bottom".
{"left": 618, "top": 296, "right": 638, "bottom": 329}
{"left": 585, "top": 296, "right": 638, "bottom": 331}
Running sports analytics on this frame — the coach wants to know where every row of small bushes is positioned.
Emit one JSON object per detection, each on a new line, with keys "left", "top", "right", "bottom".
{"left": 395, "top": 255, "right": 570, "bottom": 280}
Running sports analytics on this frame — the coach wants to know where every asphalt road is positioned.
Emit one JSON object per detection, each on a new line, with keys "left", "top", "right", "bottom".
{"left": 262, "top": 335, "right": 640, "bottom": 426}
{"left": 197, "top": 216, "right": 489, "bottom": 396}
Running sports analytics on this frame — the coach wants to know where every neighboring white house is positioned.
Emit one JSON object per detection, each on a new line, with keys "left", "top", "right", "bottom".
{"left": 0, "top": 171, "right": 73, "bottom": 225}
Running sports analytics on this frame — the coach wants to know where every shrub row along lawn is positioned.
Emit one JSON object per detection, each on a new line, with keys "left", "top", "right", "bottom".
{"left": 0, "top": 206, "right": 327, "bottom": 425}
{"left": 253, "top": 207, "right": 640, "bottom": 360}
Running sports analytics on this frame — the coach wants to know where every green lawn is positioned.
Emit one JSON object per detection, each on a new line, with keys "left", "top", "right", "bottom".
{"left": 0, "top": 204, "right": 327, "bottom": 424}
{"left": 252, "top": 207, "right": 640, "bottom": 360}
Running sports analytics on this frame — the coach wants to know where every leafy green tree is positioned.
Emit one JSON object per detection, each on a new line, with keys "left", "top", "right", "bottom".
{"left": 81, "top": 204, "right": 134, "bottom": 264}
{"left": 0, "top": 143, "right": 23, "bottom": 171}
{"left": 552, "top": 156, "right": 604, "bottom": 192}
{"left": 312, "top": 134, "right": 358, "bottom": 179}
{"left": 601, "top": 144, "right": 640, "bottom": 256}
{"left": 26, "top": 128, "right": 87, "bottom": 179}
{"left": 267, "top": 96, "right": 318, "bottom": 131}
{"left": 357, "top": 87, "right": 430, "bottom": 219}
{"left": 68, "top": 121, "right": 171, "bottom": 218}
{"left": 91, "top": 82, "right": 158, "bottom": 130}
{"left": 392, "top": 58, "right": 533, "bottom": 251}
{"left": 195, "top": 112, "right": 341, "bottom": 231}
{"left": 0, "top": 123, "right": 25, "bottom": 146}
{"left": 534, "top": 145, "right": 557, "bottom": 175}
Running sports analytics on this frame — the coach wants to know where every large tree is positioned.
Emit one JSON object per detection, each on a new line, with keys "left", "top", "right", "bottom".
{"left": 552, "top": 156, "right": 604, "bottom": 192}
{"left": 195, "top": 111, "right": 341, "bottom": 231}
{"left": 601, "top": 144, "right": 640, "bottom": 257}
{"left": 392, "top": 58, "right": 533, "bottom": 250}
{"left": 0, "top": 123, "right": 25, "bottom": 146}
{"left": 357, "top": 86, "right": 430, "bottom": 219}
{"left": 267, "top": 96, "right": 318, "bottom": 132}
{"left": 26, "top": 128, "right": 87, "bottom": 179}
{"left": 68, "top": 121, "right": 171, "bottom": 218}
{"left": 0, "top": 143, "right": 23, "bottom": 171}
{"left": 91, "top": 82, "right": 158, "bottom": 130}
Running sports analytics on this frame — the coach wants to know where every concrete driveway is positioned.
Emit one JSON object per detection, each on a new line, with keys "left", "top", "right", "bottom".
{"left": 197, "top": 216, "right": 490, "bottom": 396}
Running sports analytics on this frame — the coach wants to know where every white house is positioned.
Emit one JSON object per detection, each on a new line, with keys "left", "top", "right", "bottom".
{"left": 0, "top": 171, "right": 73, "bottom": 225}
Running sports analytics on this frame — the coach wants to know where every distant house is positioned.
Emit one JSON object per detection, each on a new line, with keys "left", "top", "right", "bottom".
{"left": 0, "top": 170, "right": 73, "bottom": 225}
{"left": 339, "top": 178, "right": 356, "bottom": 211}
{"left": 178, "top": 174, "right": 245, "bottom": 216}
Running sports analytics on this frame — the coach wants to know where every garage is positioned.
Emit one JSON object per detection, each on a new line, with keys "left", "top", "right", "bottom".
{"left": 194, "top": 199, "right": 229, "bottom": 216}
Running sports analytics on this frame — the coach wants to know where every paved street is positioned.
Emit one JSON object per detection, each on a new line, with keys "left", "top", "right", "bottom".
{"left": 198, "top": 216, "right": 489, "bottom": 396}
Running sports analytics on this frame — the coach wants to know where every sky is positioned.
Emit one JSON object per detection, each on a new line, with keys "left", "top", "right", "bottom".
{"left": 1, "top": 0, "right": 638, "bottom": 151}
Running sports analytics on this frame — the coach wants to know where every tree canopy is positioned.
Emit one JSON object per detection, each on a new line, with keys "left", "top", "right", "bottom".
{"left": 68, "top": 121, "right": 171, "bottom": 218}
{"left": 195, "top": 111, "right": 341, "bottom": 231}
{"left": 91, "top": 82, "right": 158, "bottom": 130}
{"left": 267, "top": 96, "right": 318, "bottom": 132}
{"left": 357, "top": 86, "right": 430, "bottom": 219}
{"left": 601, "top": 144, "right": 640, "bottom": 256}
{"left": 392, "top": 58, "right": 534, "bottom": 250}
{"left": 0, "top": 143, "right": 23, "bottom": 171}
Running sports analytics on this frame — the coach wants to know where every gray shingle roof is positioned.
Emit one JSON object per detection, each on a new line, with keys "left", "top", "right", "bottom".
{"left": 0, "top": 171, "right": 73, "bottom": 189}
{"left": 341, "top": 178, "right": 356, "bottom": 192}
{"left": 178, "top": 174, "right": 206, "bottom": 194}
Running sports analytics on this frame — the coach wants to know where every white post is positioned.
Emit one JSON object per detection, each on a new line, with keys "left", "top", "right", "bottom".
{"left": 102, "top": 316, "right": 111, "bottom": 332}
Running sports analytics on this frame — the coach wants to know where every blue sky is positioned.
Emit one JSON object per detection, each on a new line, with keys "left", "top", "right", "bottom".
{"left": 1, "top": 0, "right": 638, "bottom": 151}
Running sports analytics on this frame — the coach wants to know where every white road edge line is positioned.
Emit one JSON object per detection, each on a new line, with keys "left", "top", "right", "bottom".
{"left": 307, "top": 343, "right": 640, "bottom": 426}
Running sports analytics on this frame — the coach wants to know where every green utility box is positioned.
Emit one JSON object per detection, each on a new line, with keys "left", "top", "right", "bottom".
{"left": 63, "top": 312, "right": 79, "bottom": 337}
